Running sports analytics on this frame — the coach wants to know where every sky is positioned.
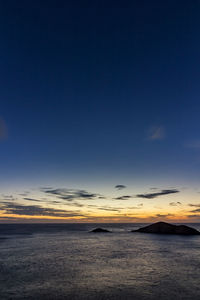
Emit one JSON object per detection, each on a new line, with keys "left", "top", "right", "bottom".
{"left": 1, "top": 0, "right": 200, "bottom": 222}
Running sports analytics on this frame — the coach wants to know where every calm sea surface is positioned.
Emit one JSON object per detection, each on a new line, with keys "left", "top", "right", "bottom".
{"left": 0, "top": 223, "right": 200, "bottom": 300}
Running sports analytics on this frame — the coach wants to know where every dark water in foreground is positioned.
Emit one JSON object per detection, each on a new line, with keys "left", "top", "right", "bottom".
{"left": 0, "top": 223, "right": 200, "bottom": 300}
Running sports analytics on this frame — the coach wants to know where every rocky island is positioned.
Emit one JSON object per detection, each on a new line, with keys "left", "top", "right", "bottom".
{"left": 132, "top": 221, "right": 200, "bottom": 235}
{"left": 90, "top": 227, "right": 111, "bottom": 233}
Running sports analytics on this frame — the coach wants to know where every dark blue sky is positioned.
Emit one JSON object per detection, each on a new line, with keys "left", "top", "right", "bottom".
{"left": 1, "top": 0, "right": 200, "bottom": 191}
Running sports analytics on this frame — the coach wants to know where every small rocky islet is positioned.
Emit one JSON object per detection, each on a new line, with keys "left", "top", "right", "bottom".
{"left": 90, "top": 227, "right": 111, "bottom": 233}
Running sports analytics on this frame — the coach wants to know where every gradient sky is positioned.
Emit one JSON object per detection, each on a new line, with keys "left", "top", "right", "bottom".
{"left": 1, "top": 0, "right": 200, "bottom": 222}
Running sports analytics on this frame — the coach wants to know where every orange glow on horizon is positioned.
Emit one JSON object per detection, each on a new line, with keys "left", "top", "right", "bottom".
{"left": 0, "top": 211, "right": 198, "bottom": 223}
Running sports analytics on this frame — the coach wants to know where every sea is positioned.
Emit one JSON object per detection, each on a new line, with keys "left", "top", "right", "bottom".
{"left": 0, "top": 223, "right": 200, "bottom": 300}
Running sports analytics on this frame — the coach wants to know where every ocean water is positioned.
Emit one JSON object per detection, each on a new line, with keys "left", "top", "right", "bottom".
{"left": 0, "top": 223, "right": 200, "bottom": 300}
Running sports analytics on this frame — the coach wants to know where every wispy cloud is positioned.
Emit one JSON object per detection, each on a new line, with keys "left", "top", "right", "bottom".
{"left": 1, "top": 202, "right": 85, "bottom": 217}
{"left": 43, "top": 188, "right": 100, "bottom": 201}
{"left": 1, "top": 195, "right": 15, "bottom": 200}
{"left": 96, "top": 207, "right": 121, "bottom": 212}
{"left": 187, "top": 214, "right": 200, "bottom": 218}
{"left": 86, "top": 204, "right": 121, "bottom": 211}
{"left": 148, "top": 126, "right": 165, "bottom": 141}
{"left": 115, "top": 185, "right": 126, "bottom": 190}
{"left": 156, "top": 213, "right": 174, "bottom": 217}
{"left": 19, "top": 191, "right": 30, "bottom": 196}
{"left": 113, "top": 195, "right": 132, "bottom": 200}
{"left": 65, "top": 202, "right": 84, "bottom": 207}
{"left": 126, "top": 205, "right": 143, "bottom": 210}
{"left": 23, "top": 198, "right": 43, "bottom": 202}
{"left": 86, "top": 204, "right": 142, "bottom": 211}
{"left": 190, "top": 208, "right": 200, "bottom": 213}
{"left": 136, "top": 189, "right": 179, "bottom": 199}
{"left": 188, "top": 204, "right": 200, "bottom": 207}
{"left": 169, "top": 201, "right": 181, "bottom": 206}
{"left": 185, "top": 140, "right": 200, "bottom": 149}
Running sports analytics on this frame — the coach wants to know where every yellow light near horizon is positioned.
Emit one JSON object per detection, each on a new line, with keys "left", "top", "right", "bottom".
{"left": 0, "top": 213, "right": 86, "bottom": 220}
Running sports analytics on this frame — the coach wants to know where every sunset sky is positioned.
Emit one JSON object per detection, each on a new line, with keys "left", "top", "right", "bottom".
{"left": 1, "top": 1, "right": 200, "bottom": 222}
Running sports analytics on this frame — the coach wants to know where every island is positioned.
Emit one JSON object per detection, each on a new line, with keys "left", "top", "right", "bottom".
{"left": 90, "top": 227, "right": 111, "bottom": 233}
{"left": 132, "top": 221, "right": 200, "bottom": 235}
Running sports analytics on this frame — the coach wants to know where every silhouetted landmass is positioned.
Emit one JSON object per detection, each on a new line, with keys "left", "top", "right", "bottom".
{"left": 132, "top": 221, "right": 200, "bottom": 235}
{"left": 91, "top": 228, "right": 111, "bottom": 233}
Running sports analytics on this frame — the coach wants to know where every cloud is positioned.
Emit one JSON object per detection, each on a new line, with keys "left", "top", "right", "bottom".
{"left": 65, "top": 202, "right": 84, "bottom": 207}
{"left": 185, "top": 140, "right": 200, "bottom": 149}
{"left": 1, "top": 202, "right": 85, "bottom": 217}
{"left": 136, "top": 189, "right": 179, "bottom": 199}
{"left": 148, "top": 126, "right": 165, "bottom": 141}
{"left": 190, "top": 208, "right": 200, "bottom": 213}
{"left": 1, "top": 195, "right": 15, "bottom": 200}
{"left": 187, "top": 214, "right": 200, "bottom": 218}
{"left": 43, "top": 188, "right": 100, "bottom": 201}
{"left": 97, "top": 207, "right": 121, "bottom": 212}
{"left": 169, "top": 201, "right": 181, "bottom": 206}
{"left": 156, "top": 213, "right": 174, "bottom": 217}
{"left": 126, "top": 206, "right": 143, "bottom": 210}
{"left": 19, "top": 191, "right": 30, "bottom": 196}
{"left": 188, "top": 204, "right": 200, "bottom": 207}
{"left": 0, "top": 216, "right": 20, "bottom": 220}
{"left": 23, "top": 198, "right": 43, "bottom": 202}
{"left": 0, "top": 118, "right": 7, "bottom": 140}
{"left": 86, "top": 204, "right": 142, "bottom": 211}
{"left": 86, "top": 204, "right": 122, "bottom": 212}
{"left": 23, "top": 195, "right": 86, "bottom": 207}
{"left": 113, "top": 195, "right": 132, "bottom": 200}
{"left": 115, "top": 185, "right": 126, "bottom": 190}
